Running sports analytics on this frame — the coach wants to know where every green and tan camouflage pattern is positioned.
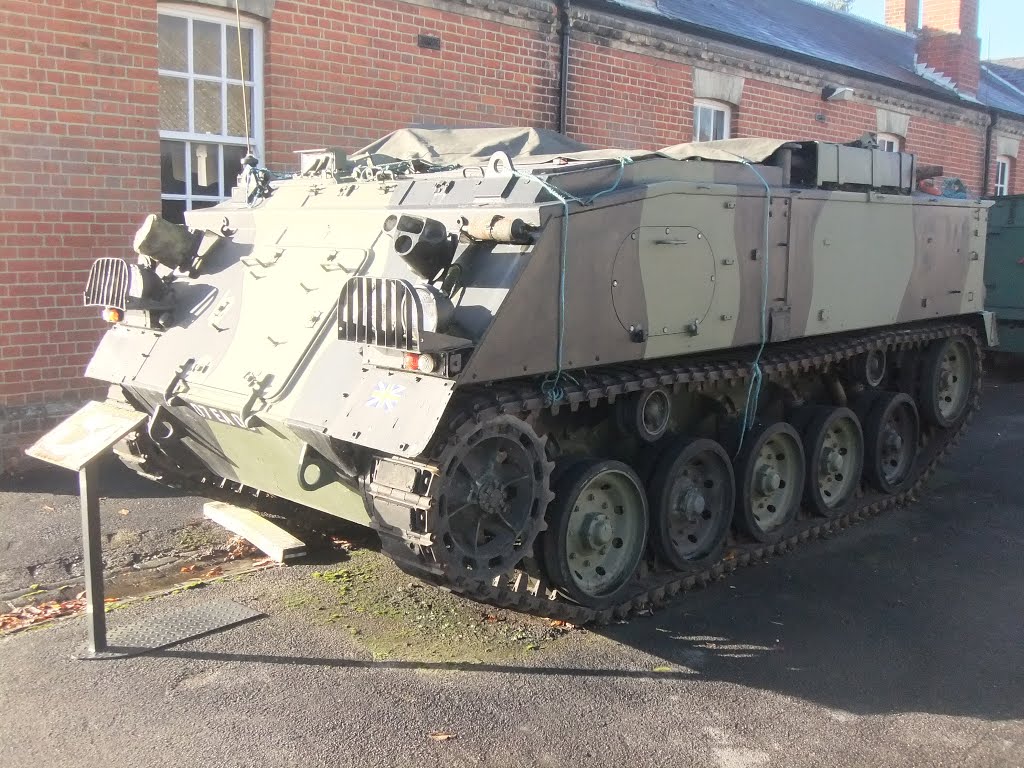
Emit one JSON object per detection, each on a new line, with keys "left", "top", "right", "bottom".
{"left": 79, "top": 134, "right": 992, "bottom": 526}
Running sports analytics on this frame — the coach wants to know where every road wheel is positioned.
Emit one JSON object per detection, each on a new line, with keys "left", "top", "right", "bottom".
{"left": 648, "top": 437, "right": 734, "bottom": 570}
{"left": 862, "top": 392, "right": 919, "bottom": 494}
{"left": 919, "top": 336, "right": 975, "bottom": 428}
{"left": 794, "top": 406, "right": 864, "bottom": 518}
{"left": 734, "top": 422, "right": 805, "bottom": 543}
{"left": 541, "top": 459, "right": 648, "bottom": 608}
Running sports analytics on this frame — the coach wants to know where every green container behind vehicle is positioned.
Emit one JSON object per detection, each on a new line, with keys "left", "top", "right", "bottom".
{"left": 986, "top": 195, "right": 1024, "bottom": 354}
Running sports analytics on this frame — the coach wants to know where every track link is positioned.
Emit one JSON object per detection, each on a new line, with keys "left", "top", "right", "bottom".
{"left": 377, "top": 319, "right": 983, "bottom": 625}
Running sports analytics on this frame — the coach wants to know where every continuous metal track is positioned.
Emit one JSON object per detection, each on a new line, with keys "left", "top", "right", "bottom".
{"left": 373, "top": 319, "right": 983, "bottom": 625}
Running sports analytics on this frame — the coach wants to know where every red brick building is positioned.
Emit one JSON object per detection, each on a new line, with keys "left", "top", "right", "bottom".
{"left": 2, "top": 0, "right": 1024, "bottom": 470}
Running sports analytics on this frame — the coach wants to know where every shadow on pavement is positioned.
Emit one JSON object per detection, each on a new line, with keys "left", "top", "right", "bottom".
{"left": 0, "top": 454, "right": 181, "bottom": 500}
{"left": 152, "top": 647, "right": 701, "bottom": 680}
{"left": 599, "top": 380, "right": 1024, "bottom": 722}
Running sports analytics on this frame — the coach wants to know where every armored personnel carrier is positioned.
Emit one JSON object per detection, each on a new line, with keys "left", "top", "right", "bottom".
{"left": 65, "top": 127, "right": 996, "bottom": 623}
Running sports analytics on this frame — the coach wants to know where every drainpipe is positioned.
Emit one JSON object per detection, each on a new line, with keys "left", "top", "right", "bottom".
{"left": 982, "top": 108, "right": 996, "bottom": 196}
{"left": 557, "top": 0, "right": 571, "bottom": 134}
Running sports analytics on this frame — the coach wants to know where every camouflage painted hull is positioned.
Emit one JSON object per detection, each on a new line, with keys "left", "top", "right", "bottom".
{"left": 52, "top": 130, "right": 996, "bottom": 617}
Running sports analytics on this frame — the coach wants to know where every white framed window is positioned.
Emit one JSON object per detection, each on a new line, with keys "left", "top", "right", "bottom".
{"left": 995, "top": 155, "right": 1012, "bottom": 196}
{"left": 877, "top": 132, "right": 902, "bottom": 152}
{"left": 693, "top": 100, "right": 731, "bottom": 143}
{"left": 158, "top": 4, "right": 264, "bottom": 223}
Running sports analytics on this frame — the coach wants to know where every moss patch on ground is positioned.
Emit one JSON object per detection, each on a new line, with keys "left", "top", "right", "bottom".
{"left": 281, "top": 550, "right": 577, "bottom": 664}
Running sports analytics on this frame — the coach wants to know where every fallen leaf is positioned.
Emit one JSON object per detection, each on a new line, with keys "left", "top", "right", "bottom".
{"left": 117, "top": 508, "right": 130, "bottom": 516}
{"left": 205, "top": 566, "right": 224, "bottom": 577}
{"left": 224, "top": 536, "right": 258, "bottom": 560}
{"left": 329, "top": 536, "right": 358, "bottom": 551}
{"left": 42, "top": 505, "right": 54, "bottom": 512}
{"left": 428, "top": 732, "right": 456, "bottom": 742}
{"left": 653, "top": 665, "right": 673, "bottom": 673}
{"left": 180, "top": 564, "right": 200, "bottom": 574}
{"left": 103, "top": 597, "right": 118, "bottom": 604}
{"left": 483, "top": 614, "right": 501, "bottom": 624}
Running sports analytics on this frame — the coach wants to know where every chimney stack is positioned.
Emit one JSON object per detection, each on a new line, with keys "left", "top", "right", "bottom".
{"left": 885, "top": 0, "right": 920, "bottom": 33}
{"left": 890, "top": 0, "right": 981, "bottom": 97}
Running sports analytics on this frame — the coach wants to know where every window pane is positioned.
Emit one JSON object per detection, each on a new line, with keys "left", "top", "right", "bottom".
{"left": 713, "top": 109, "right": 726, "bottom": 140}
{"left": 194, "top": 80, "right": 222, "bottom": 134}
{"left": 227, "top": 84, "right": 253, "bottom": 137}
{"left": 162, "top": 198, "right": 187, "bottom": 224}
{"left": 227, "top": 27, "right": 253, "bottom": 81}
{"left": 159, "top": 76, "right": 188, "bottom": 131}
{"left": 191, "top": 200, "right": 219, "bottom": 211}
{"left": 223, "top": 144, "right": 248, "bottom": 194}
{"left": 160, "top": 140, "right": 187, "bottom": 194}
{"left": 696, "top": 107, "right": 712, "bottom": 142}
{"left": 193, "top": 20, "right": 222, "bottom": 76}
{"left": 191, "top": 143, "right": 220, "bottom": 196}
{"left": 158, "top": 15, "right": 188, "bottom": 72}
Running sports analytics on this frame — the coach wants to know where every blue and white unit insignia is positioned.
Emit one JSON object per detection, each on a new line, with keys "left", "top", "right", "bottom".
{"left": 366, "top": 381, "right": 406, "bottom": 412}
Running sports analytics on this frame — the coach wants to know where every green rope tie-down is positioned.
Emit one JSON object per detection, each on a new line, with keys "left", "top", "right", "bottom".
{"left": 515, "top": 151, "right": 772, "bottom": 458}
{"left": 512, "top": 156, "right": 634, "bottom": 404}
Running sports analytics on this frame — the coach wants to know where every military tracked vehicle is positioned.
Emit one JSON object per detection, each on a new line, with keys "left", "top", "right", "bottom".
{"left": 60, "top": 127, "right": 996, "bottom": 623}
{"left": 985, "top": 194, "right": 1024, "bottom": 355}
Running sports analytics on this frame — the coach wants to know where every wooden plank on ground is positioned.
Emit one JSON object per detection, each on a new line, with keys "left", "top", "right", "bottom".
{"left": 203, "top": 501, "right": 306, "bottom": 563}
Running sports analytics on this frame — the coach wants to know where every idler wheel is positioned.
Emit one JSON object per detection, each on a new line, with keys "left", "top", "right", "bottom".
{"left": 433, "top": 415, "right": 553, "bottom": 580}
{"left": 919, "top": 336, "right": 975, "bottom": 428}
{"left": 861, "top": 392, "right": 919, "bottom": 494}
{"left": 733, "top": 422, "right": 805, "bottom": 543}
{"left": 647, "top": 437, "right": 734, "bottom": 569}
{"left": 541, "top": 459, "right": 648, "bottom": 608}
{"left": 793, "top": 406, "right": 864, "bottom": 518}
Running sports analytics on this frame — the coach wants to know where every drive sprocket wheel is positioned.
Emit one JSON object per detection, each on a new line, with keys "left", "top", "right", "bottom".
{"left": 432, "top": 414, "right": 553, "bottom": 581}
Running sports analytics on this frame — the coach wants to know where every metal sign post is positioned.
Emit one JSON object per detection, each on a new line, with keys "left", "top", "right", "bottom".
{"left": 27, "top": 400, "right": 262, "bottom": 659}
{"left": 78, "top": 461, "right": 108, "bottom": 654}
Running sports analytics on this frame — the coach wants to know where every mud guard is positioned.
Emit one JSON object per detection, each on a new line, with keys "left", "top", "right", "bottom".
{"left": 327, "top": 369, "right": 456, "bottom": 458}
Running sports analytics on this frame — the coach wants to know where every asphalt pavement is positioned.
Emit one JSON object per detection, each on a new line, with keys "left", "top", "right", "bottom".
{"left": 1, "top": 372, "right": 1022, "bottom": 768}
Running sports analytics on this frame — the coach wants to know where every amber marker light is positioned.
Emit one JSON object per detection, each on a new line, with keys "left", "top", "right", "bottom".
{"left": 102, "top": 307, "right": 124, "bottom": 323}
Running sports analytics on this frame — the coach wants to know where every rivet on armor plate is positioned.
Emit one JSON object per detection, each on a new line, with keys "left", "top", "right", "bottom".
{"left": 818, "top": 310, "right": 829, "bottom": 322}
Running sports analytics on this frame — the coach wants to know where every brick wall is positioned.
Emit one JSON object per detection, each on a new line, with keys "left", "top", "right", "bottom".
{"left": 263, "top": 0, "right": 560, "bottom": 167}
{"left": 0, "top": 0, "right": 1016, "bottom": 472}
{"left": 0, "top": 0, "right": 161, "bottom": 471}
{"left": 566, "top": 42, "right": 693, "bottom": 148}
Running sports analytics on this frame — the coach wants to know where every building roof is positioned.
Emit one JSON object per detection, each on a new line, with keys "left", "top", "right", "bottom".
{"left": 601, "top": 0, "right": 1024, "bottom": 119}
{"left": 987, "top": 59, "right": 1024, "bottom": 93}
{"left": 980, "top": 65, "right": 1024, "bottom": 116}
